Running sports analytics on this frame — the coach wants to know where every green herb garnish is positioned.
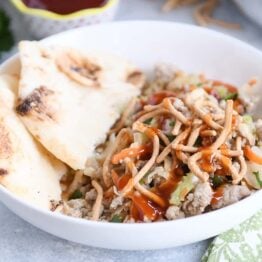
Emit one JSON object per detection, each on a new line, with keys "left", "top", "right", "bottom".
{"left": 166, "top": 134, "right": 175, "bottom": 142}
{"left": 212, "top": 175, "right": 224, "bottom": 188}
{"left": 253, "top": 171, "right": 262, "bottom": 188}
{"left": 69, "top": 189, "right": 83, "bottom": 200}
{"left": 110, "top": 214, "right": 123, "bottom": 223}
{"left": 0, "top": 9, "right": 14, "bottom": 55}
{"left": 194, "top": 137, "right": 202, "bottom": 147}
{"left": 143, "top": 118, "right": 153, "bottom": 125}
{"left": 216, "top": 86, "right": 238, "bottom": 101}
{"left": 169, "top": 120, "right": 175, "bottom": 128}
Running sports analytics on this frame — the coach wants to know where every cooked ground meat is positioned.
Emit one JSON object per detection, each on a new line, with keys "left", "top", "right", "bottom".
{"left": 62, "top": 199, "right": 90, "bottom": 218}
{"left": 212, "top": 185, "right": 251, "bottom": 209}
{"left": 182, "top": 182, "right": 213, "bottom": 216}
{"left": 110, "top": 196, "right": 124, "bottom": 209}
{"left": 85, "top": 188, "right": 97, "bottom": 201}
{"left": 165, "top": 206, "right": 185, "bottom": 220}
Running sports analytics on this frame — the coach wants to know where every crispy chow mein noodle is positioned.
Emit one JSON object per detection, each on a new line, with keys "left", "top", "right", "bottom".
{"left": 91, "top": 180, "right": 103, "bottom": 221}
{"left": 55, "top": 64, "right": 261, "bottom": 223}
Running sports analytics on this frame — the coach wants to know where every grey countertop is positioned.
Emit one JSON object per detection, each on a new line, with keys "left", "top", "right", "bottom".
{"left": 0, "top": 0, "right": 261, "bottom": 261}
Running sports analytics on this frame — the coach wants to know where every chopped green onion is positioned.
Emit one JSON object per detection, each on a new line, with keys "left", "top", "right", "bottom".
{"left": 166, "top": 134, "right": 175, "bottom": 142}
{"left": 143, "top": 118, "right": 153, "bottom": 125}
{"left": 194, "top": 137, "right": 202, "bottom": 147}
{"left": 216, "top": 86, "right": 228, "bottom": 98}
{"left": 216, "top": 86, "right": 238, "bottom": 100}
{"left": 69, "top": 189, "right": 83, "bottom": 200}
{"left": 110, "top": 214, "right": 123, "bottom": 223}
{"left": 212, "top": 175, "right": 224, "bottom": 188}
{"left": 253, "top": 171, "right": 262, "bottom": 188}
{"left": 224, "top": 93, "right": 238, "bottom": 100}
{"left": 169, "top": 120, "right": 175, "bottom": 128}
{"left": 196, "top": 83, "right": 203, "bottom": 87}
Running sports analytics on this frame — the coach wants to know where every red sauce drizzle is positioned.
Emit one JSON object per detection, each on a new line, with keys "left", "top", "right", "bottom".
{"left": 22, "top": 0, "right": 108, "bottom": 14}
{"left": 111, "top": 170, "right": 131, "bottom": 191}
{"left": 128, "top": 165, "right": 185, "bottom": 221}
{"left": 155, "top": 166, "right": 184, "bottom": 204}
{"left": 211, "top": 186, "right": 224, "bottom": 205}
{"left": 130, "top": 193, "right": 164, "bottom": 221}
{"left": 147, "top": 91, "right": 176, "bottom": 105}
{"left": 111, "top": 143, "right": 153, "bottom": 164}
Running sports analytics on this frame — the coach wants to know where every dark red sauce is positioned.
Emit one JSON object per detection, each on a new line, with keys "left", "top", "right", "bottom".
{"left": 155, "top": 166, "right": 184, "bottom": 204}
{"left": 147, "top": 91, "right": 176, "bottom": 105}
{"left": 211, "top": 186, "right": 224, "bottom": 205}
{"left": 22, "top": 0, "right": 109, "bottom": 15}
{"left": 130, "top": 193, "right": 164, "bottom": 221}
{"left": 129, "top": 165, "right": 185, "bottom": 221}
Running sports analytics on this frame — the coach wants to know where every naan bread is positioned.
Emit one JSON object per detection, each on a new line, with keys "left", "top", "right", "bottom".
{"left": 17, "top": 41, "right": 145, "bottom": 170}
{"left": 0, "top": 75, "right": 66, "bottom": 209}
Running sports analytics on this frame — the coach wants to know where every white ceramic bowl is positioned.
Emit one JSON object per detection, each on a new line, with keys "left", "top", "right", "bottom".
{"left": 0, "top": 21, "right": 262, "bottom": 250}
{"left": 233, "top": 0, "right": 262, "bottom": 27}
{"left": 10, "top": 0, "right": 119, "bottom": 39}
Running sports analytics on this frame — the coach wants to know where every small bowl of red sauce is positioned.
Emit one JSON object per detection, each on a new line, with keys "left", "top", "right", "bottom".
{"left": 10, "top": 0, "right": 119, "bottom": 39}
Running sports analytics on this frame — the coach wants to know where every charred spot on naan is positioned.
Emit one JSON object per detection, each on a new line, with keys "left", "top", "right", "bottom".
{"left": 56, "top": 50, "right": 101, "bottom": 88}
{"left": 0, "top": 168, "right": 8, "bottom": 176}
{"left": 0, "top": 124, "right": 12, "bottom": 159}
{"left": 126, "top": 70, "right": 146, "bottom": 88}
{"left": 16, "top": 86, "right": 56, "bottom": 121}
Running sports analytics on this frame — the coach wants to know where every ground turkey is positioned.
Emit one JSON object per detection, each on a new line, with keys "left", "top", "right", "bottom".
{"left": 211, "top": 185, "right": 251, "bottom": 210}
{"left": 182, "top": 182, "right": 213, "bottom": 216}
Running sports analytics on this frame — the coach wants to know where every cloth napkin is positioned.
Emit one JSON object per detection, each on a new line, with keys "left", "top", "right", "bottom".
{"left": 202, "top": 210, "right": 262, "bottom": 262}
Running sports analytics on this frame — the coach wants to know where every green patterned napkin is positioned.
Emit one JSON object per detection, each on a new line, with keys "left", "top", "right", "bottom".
{"left": 202, "top": 210, "right": 262, "bottom": 262}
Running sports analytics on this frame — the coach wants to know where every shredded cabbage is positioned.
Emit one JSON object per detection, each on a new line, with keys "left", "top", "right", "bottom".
{"left": 169, "top": 173, "right": 198, "bottom": 205}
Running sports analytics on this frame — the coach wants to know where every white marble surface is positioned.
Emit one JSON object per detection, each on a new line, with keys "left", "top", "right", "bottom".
{"left": 0, "top": 0, "right": 261, "bottom": 261}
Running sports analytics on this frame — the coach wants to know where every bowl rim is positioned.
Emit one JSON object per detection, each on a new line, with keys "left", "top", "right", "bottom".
{"left": 0, "top": 20, "right": 262, "bottom": 230}
{"left": 10, "top": 0, "right": 119, "bottom": 20}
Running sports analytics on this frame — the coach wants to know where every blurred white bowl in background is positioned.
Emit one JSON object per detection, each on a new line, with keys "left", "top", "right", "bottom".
{"left": 233, "top": 0, "right": 262, "bottom": 27}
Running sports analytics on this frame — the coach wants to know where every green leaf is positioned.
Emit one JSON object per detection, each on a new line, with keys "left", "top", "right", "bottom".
{"left": 0, "top": 31, "right": 14, "bottom": 52}
{"left": 0, "top": 9, "right": 14, "bottom": 53}
{"left": 110, "top": 214, "right": 123, "bottom": 223}
{"left": 253, "top": 171, "right": 262, "bottom": 188}
{"left": 69, "top": 189, "right": 83, "bottom": 200}
{"left": 0, "top": 9, "right": 10, "bottom": 33}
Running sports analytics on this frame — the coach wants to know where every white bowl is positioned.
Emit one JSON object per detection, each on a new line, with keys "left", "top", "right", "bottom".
{"left": 233, "top": 0, "right": 262, "bottom": 27}
{"left": 0, "top": 21, "right": 262, "bottom": 250}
